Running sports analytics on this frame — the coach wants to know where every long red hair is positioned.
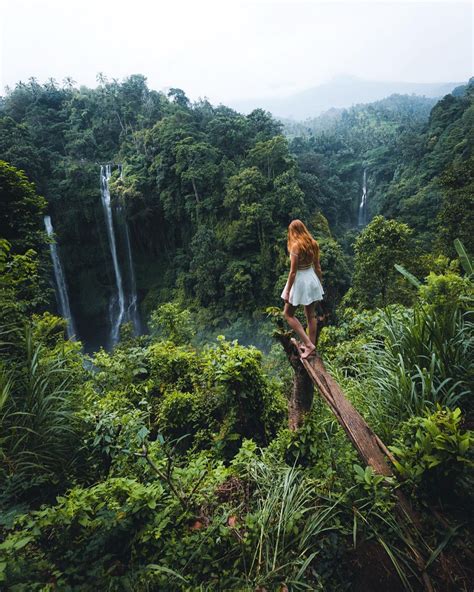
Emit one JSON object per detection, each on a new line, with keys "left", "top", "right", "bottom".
{"left": 287, "top": 219, "right": 319, "bottom": 261}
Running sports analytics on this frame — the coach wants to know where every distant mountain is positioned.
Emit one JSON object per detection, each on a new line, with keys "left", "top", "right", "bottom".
{"left": 230, "top": 75, "right": 462, "bottom": 120}
{"left": 282, "top": 93, "right": 439, "bottom": 138}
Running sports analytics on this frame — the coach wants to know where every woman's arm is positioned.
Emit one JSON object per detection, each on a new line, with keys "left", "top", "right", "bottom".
{"left": 313, "top": 248, "right": 322, "bottom": 282}
{"left": 283, "top": 251, "right": 298, "bottom": 301}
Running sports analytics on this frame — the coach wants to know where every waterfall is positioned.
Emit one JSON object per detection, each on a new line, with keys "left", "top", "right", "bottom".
{"left": 123, "top": 217, "right": 141, "bottom": 334}
{"left": 44, "top": 215, "right": 77, "bottom": 340}
{"left": 358, "top": 168, "right": 368, "bottom": 227}
{"left": 100, "top": 164, "right": 141, "bottom": 346}
{"left": 100, "top": 164, "right": 126, "bottom": 346}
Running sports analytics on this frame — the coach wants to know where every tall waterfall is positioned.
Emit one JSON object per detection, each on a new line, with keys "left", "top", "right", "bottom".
{"left": 123, "top": 213, "right": 141, "bottom": 334}
{"left": 100, "top": 164, "right": 141, "bottom": 346}
{"left": 44, "top": 215, "right": 77, "bottom": 340}
{"left": 100, "top": 164, "right": 126, "bottom": 346}
{"left": 358, "top": 168, "right": 368, "bottom": 227}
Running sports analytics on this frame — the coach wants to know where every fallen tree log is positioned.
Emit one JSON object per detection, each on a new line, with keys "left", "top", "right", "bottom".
{"left": 276, "top": 332, "right": 434, "bottom": 592}
{"left": 298, "top": 344, "right": 393, "bottom": 476}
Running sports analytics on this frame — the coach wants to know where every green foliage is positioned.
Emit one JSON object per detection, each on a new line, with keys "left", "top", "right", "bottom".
{"left": 289, "top": 82, "right": 473, "bottom": 254}
{"left": 0, "top": 477, "right": 169, "bottom": 589}
{"left": 0, "top": 449, "right": 351, "bottom": 592}
{"left": 234, "top": 460, "right": 347, "bottom": 590}
{"left": 268, "top": 409, "right": 358, "bottom": 498}
{"left": 0, "top": 78, "right": 305, "bottom": 343}
{"left": 147, "top": 340, "right": 202, "bottom": 395}
{"left": 394, "top": 263, "right": 422, "bottom": 288}
{"left": 418, "top": 270, "right": 472, "bottom": 311}
{"left": 353, "top": 464, "right": 386, "bottom": 490}
{"left": 0, "top": 327, "right": 82, "bottom": 504}
{"left": 436, "top": 158, "right": 474, "bottom": 257}
{"left": 454, "top": 237, "right": 474, "bottom": 276}
{"left": 0, "top": 160, "right": 47, "bottom": 254}
{"left": 289, "top": 94, "right": 438, "bottom": 233}
{"left": 157, "top": 389, "right": 219, "bottom": 451}
{"left": 1, "top": 77, "right": 474, "bottom": 590}
{"left": 0, "top": 240, "right": 48, "bottom": 334}
{"left": 150, "top": 301, "right": 196, "bottom": 345}
{"left": 318, "top": 235, "right": 351, "bottom": 315}
{"left": 83, "top": 334, "right": 285, "bottom": 461}
{"left": 0, "top": 75, "right": 473, "bottom": 592}
{"left": 360, "top": 303, "right": 472, "bottom": 439}
{"left": 347, "top": 215, "right": 414, "bottom": 309}
{"left": 396, "top": 244, "right": 473, "bottom": 314}
{"left": 381, "top": 82, "right": 474, "bottom": 244}
{"left": 92, "top": 344, "right": 153, "bottom": 397}
{"left": 318, "top": 305, "right": 406, "bottom": 370}
{"left": 203, "top": 337, "right": 285, "bottom": 453}
{"left": 325, "top": 250, "right": 473, "bottom": 448}
{"left": 389, "top": 407, "right": 473, "bottom": 497}
{"left": 1, "top": 77, "right": 473, "bottom": 349}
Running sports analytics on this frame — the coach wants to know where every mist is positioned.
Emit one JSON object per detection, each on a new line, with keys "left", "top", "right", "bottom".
{"left": 1, "top": 0, "right": 472, "bottom": 105}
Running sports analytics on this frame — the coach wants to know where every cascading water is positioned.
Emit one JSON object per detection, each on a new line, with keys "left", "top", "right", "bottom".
{"left": 123, "top": 214, "right": 141, "bottom": 334}
{"left": 358, "top": 168, "right": 368, "bottom": 227}
{"left": 100, "top": 164, "right": 126, "bottom": 346}
{"left": 44, "top": 215, "right": 77, "bottom": 340}
{"left": 100, "top": 164, "right": 141, "bottom": 346}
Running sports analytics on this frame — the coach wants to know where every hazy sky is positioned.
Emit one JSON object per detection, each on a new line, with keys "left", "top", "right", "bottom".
{"left": 1, "top": 0, "right": 472, "bottom": 103}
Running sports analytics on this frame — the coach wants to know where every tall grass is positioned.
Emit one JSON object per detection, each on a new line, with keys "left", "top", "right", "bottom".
{"left": 1, "top": 327, "right": 80, "bottom": 503}
{"left": 357, "top": 305, "right": 473, "bottom": 439}
{"left": 239, "top": 459, "right": 344, "bottom": 590}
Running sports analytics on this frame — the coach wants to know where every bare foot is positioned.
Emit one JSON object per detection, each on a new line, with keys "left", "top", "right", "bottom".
{"left": 300, "top": 343, "right": 316, "bottom": 359}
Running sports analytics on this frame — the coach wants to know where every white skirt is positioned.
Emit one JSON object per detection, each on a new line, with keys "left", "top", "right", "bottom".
{"left": 281, "top": 266, "right": 324, "bottom": 306}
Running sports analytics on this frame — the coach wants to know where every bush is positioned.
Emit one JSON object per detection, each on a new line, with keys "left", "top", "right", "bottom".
{"left": 149, "top": 301, "right": 196, "bottom": 345}
{"left": 147, "top": 341, "right": 202, "bottom": 395}
{"left": 157, "top": 388, "right": 220, "bottom": 451}
{"left": 203, "top": 337, "right": 280, "bottom": 454}
{"left": 419, "top": 269, "right": 472, "bottom": 312}
{"left": 390, "top": 406, "right": 473, "bottom": 499}
{"left": 318, "top": 305, "right": 406, "bottom": 371}
{"left": 92, "top": 344, "right": 152, "bottom": 395}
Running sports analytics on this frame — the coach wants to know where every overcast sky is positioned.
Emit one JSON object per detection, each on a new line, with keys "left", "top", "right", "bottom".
{"left": 0, "top": 0, "right": 472, "bottom": 103}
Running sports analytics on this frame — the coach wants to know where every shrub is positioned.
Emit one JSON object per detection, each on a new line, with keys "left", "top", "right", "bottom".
{"left": 92, "top": 344, "right": 152, "bottom": 395}
{"left": 203, "top": 337, "right": 274, "bottom": 454}
{"left": 156, "top": 388, "right": 220, "bottom": 451}
{"left": 149, "top": 301, "right": 196, "bottom": 345}
{"left": 389, "top": 406, "right": 473, "bottom": 499}
{"left": 318, "top": 305, "right": 406, "bottom": 371}
{"left": 419, "top": 269, "right": 472, "bottom": 312}
{"left": 147, "top": 341, "right": 202, "bottom": 395}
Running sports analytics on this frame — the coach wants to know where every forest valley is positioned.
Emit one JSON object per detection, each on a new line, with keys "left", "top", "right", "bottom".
{"left": 0, "top": 75, "right": 473, "bottom": 591}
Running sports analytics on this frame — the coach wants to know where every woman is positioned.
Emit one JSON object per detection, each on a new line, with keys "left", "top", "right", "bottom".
{"left": 281, "top": 219, "right": 324, "bottom": 359}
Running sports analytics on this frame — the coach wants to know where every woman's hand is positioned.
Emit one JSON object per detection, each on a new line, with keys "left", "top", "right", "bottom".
{"left": 283, "top": 289, "right": 290, "bottom": 303}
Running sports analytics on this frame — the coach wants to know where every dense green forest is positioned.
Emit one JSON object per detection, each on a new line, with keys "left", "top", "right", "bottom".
{"left": 0, "top": 76, "right": 472, "bottom": 347}
{"left": 0, "top": 75, "right": 473, "bottom": 590}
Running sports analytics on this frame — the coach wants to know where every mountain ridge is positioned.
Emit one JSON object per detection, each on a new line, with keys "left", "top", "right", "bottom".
{"left": 229, "top": 75, "right": 463, "bottom": 120}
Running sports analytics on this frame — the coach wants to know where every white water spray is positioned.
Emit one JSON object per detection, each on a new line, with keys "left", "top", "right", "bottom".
{"left": 358, "top": 168, "right": 368, "bottom": 227}
{"left": 44, "top": 215, "right": 76, "bottom": 340}
{"left": 100, "top": 164, "right": 126, "bottom": 346}
{"left": 123, "top": 214, "right": 141, "bottom": 334}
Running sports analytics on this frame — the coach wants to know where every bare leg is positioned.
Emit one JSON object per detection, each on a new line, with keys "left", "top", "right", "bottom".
{"left": 284, "top": 303, "right": 315, "bottom": 358}
{"left": 304, "top": 302, "right": 317, "bottom": 345}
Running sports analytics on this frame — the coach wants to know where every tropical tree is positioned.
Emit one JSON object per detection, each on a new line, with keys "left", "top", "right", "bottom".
{"left": 347, "top": 215, "right": 413, "bottom": 308}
